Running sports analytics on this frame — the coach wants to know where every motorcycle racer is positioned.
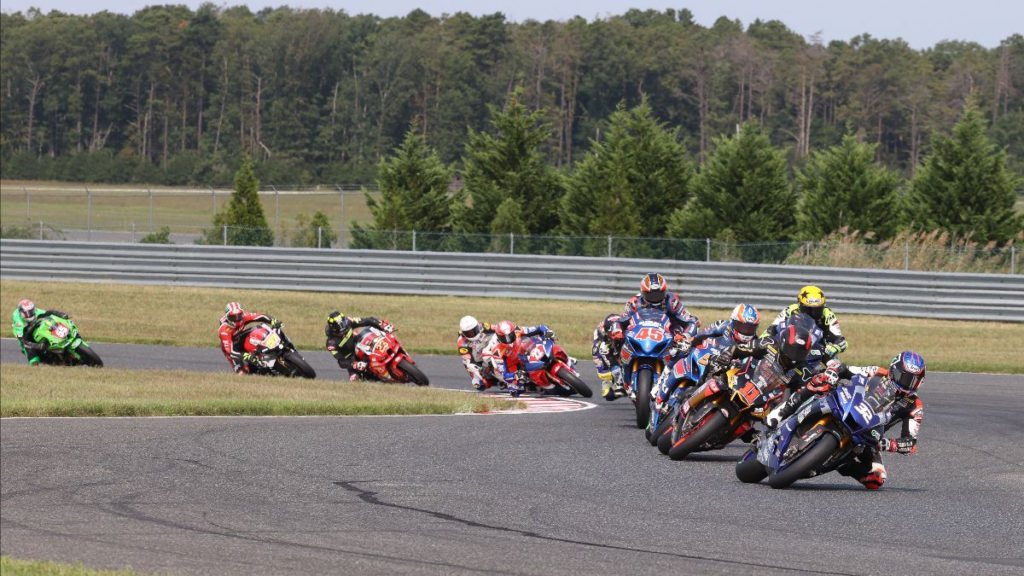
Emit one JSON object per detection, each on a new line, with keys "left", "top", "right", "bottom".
{"left": 764, "top": 285, "right": 847, "bottom": 361}
{"left": 623, "top": 273, "right": 700, "bottom": 343}
{"left": 458, "top": 315, "right": 500, "bottom": 390}
{"left": 325, "top": 310, "right": 394, "bottom": 380}
{"left": 593, "top": 313, "right": 627, "bottom": 400}
{"left": 482, "top": 320, "right": 555, "bottom": 397}
{"left": 765, "top": 351, "right": 926, "bottom": 489}
{"left": 11, "top": 299, "right": 70, "bottom": 365}
{"left": 219, "top": 302, "right": 280, "bottom": 374}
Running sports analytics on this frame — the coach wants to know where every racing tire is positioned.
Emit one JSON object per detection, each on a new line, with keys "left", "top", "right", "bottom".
{"left": 735, "top": 448, "right": 768, "bottom": 484}
{"left": 647, "top": 409, "right": 674, "bottom": 447}
{"left": 668, "top": 410, "right": 727, "bottom": 461}
{"left": 634, "top": 370, "right": 653, "bottom": 429}
{"left": 398, "top": 359, "right": 429, "bottom": 386}
{"left": 556, "top": 366, "right": 592, "bottom": 398}
{"left": 74, "top": 344, "right": 104, "bottom": 367}
{"left": 280, "top": 350, "right": 316, "bottom": 379}
{"left": 768, "top": 433, "right": 839, "bottom": 489}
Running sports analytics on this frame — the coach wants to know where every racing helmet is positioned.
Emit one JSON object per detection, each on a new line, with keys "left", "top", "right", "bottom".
{"left": 889, "top": 351, "right": 925, "bottom": 394}
{"left": 603, "top": 313, "right": 625, "bottom": 341}
{"left": 17, "top": 299, "right": 36, "bottom": 320}
{"left": 224, "top": 302, "right": 245, "bottom": 329}
{"left": 729, "top": 303, "right": 760, "bottom": 344}
{"left": 778, "top": 322, "right": 812, "bottom": 369}
{"left": 797, "top": 285, "right": 826, "bottom": 320}
{"left": 640, "top": 273, "right": 667, "bottom": 305}
{"left": 494, "top": 320, "right": 517, "bottom": 345}
{"left": 460, "top": 315, "right": 482, "bottom": 339}
{"left": 326, "top": 310, "right": 351, "bottom": 335}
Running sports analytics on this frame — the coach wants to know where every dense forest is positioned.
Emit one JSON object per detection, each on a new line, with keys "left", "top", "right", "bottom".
{"left": 2, "top": 6, "right": 1022, "bottom": 181}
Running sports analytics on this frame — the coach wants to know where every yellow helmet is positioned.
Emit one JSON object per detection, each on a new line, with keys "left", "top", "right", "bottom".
{"left": 797, "top": 285, "right": 826, "bottom": 309}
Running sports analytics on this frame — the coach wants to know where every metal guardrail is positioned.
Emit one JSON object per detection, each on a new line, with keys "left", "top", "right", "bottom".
{"left": 2, "top": 240, "right": 1022, "bottom": 322}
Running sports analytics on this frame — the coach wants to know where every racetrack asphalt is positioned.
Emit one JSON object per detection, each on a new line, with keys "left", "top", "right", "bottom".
{"left": 2, "top": 340, "right": 1022, "bottom": 575}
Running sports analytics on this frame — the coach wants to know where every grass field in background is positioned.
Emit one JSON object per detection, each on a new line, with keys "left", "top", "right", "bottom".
{"left": 2, "top": 279, "right": 1021, "bottom": 374}
{"left": 0, "top": 556, "right": 151, "bottom": 576}
{"left": 0, "top": 364, "right": 518, "bottom": 417}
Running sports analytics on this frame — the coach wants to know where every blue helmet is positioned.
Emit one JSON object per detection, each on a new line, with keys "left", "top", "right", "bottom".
{"left": 889, "top": 351, "right": 925, "bottom": 394}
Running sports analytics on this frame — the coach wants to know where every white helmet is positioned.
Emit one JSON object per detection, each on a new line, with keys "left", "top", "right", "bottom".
{"left": 459, "top": 315, "right": 482, "bottom": 339}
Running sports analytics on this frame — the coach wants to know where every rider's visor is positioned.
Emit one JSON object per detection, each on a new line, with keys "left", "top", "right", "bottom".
{"left": 461, "top": 325, "right": 481, "bottom": 339}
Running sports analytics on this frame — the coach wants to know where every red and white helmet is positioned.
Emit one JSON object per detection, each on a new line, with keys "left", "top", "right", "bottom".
{"left": 494, "top": 320, "right": 517, "bottom": 345}
{"left": 17, "top": 299, "right": 36, "bottom": 320}
{"left": 224, "top": 302, "right": 245, "bottom": 329}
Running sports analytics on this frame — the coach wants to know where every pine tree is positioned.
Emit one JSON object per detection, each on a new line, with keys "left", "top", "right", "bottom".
{"left": 667, "top": 123, "right": 796, "bottom": 243}
{"left": 202, "top": 156, "right": 273, "bottom": 246}
{"left": 457, "top": 88, "right": 564, "bottom": 234}
{"left": 907, "top": 101, "right": 1023, "bottom": 242}
{"left": 560, "top": 100, "right": 694, "bottom": 238}
{"left": 796, "top": 134, "right": 903, "bottom": 240}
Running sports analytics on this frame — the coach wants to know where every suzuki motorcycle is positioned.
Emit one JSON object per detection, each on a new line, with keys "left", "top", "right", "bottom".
{"left": 648, "top": 338, "right": 728, "bottom": 448}
{"left": 23, "top": 315, "right": 102, "bottom": 367}
{"left": 514, "top": 333, "right": 592, "bottom": 397}
{"left": 736, "top": 375, "right": 893, "bottom": 489}
{"left": 240, "top": 322, "right": 316, "bottom": 378}
{"left": 621, "top": 308, "right": 673, "bottom": 428}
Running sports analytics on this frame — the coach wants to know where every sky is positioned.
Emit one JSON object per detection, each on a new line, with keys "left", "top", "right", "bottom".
{"left": 2, "top": 0, "right": 1021, "bottom": 50}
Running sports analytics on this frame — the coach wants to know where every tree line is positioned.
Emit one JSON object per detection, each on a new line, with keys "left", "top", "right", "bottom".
{"left": 1, "top": 6, "right": 1021, "bottom": 247}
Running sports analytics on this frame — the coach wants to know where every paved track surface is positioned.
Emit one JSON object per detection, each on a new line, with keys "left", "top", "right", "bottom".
{"left": 2, "top": 340, "right": 1023, "bottom": 575}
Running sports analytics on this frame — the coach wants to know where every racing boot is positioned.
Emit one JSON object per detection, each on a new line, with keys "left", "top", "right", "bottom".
{"left": 858, "top": 462, "right": 887, "bottom": 490}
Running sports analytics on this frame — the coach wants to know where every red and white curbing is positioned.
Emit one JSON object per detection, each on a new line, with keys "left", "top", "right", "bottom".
{"left": 477, "top": 393, "right": 596, "bottom": 415}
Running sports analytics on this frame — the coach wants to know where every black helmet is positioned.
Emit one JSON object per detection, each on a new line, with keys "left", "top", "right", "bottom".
{"left": 778, "top": 322, "right": 812, "bottom": 369}
{"left": 326, "top": 310, "right": 351, "bottom": 335}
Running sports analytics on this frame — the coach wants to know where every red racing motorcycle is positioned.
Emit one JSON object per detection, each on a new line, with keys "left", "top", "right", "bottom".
{"left": 514, "top": 334, "right": 593, "bottom": 398}
{"left": 352, "top": 325, "right": 429, "bottom": 386}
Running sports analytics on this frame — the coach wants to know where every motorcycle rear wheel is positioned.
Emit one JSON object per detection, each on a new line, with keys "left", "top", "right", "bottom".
{"left": 768, "top": 434, "right": 839, "bottom": 489}
{"left": 735, "top": 448, "right": 768, "bottom": 483}
{"left": 668, "top": 410, "right": 726, "bottom": 461}
{"left": 280, "top": 350, "right": 316, "bottom": 379}
{"left": 74, "top": 344, "right": 103, "bottom": 367}
{"left": 556, "top": 366, "right": 592, "bottom": 397}
{"left": 398, "top": 358, "right": 429, "bottom": 386}
{"left": 634, "top": 370, "right": 653, "bottom": 429}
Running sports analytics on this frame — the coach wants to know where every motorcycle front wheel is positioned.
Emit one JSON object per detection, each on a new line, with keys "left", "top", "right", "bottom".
{"left": 634, "top": 370, "right": 653, "bottom": 429}
{"left": 280, "top": 350, "right": 316, "bottom": 379}
{"left": 735, "top": 448, "right": 768, "bottom": 483}
{"left": 397, "top": 358, "right": 429, "bottom": 386}
{"left": 668, "top": 410, "right": 727, "bottom": 461}
{"left": 74, "top": 343, "right": 104, "bottom": 367}
{"left": 768, "top": 434, "right": 839, "bottom": 489}
{"left": 555, "top": 366, "right": 592, "bottom": 398}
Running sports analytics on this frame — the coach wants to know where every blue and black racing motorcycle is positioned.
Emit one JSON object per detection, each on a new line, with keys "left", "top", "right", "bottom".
{"left": 620, "top": 308, "right": 673, "bottom": 428}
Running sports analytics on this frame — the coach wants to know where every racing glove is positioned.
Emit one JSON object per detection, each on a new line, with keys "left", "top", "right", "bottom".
{"left": 807, "top": 369, "right": 838, "bottom": 393}
{"left": 379, "top": 320, "right": 395, "bottom": 333}
{"left": 351, "top": 361, "right": 368, "bottom": 372}
{"left": 824, "top": 343, "right": 842, "bottom": 357}
{"left": 879, "top": 438, "right": 917, "bottom": 454}
{"left": 271, "top": 319, "right": 283, "bottom": 330}
{"left": 515, "top": 369, "right": 531, "bottom": 385}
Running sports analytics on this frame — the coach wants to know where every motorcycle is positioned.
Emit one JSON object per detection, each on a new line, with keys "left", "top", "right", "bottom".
{"left": 240, "top": 322, "right": 316, "bottom": 378}
{"left": 661, "top": 355, "right": 787, "bottom": 460}
{"left": 352, "top": 326, "right": 429, "bottom": 386}
{"left": 736, "top": 375, "right": 893, "bottom": 489}
{"left": 23, "top": 315, "right": 102, "bottom": 367}
{"left": 514, "top": 333, "right": 592, "bottom": 397}
{"left": 620, "top": 308, "right": 673, "bottom": 428}
{"left": 648, "top": 338, "right": 729, "bottom": 448}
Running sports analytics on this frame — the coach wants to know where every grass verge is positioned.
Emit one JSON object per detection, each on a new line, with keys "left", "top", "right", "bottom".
{"left": 0, "top": 364, "right": 519, "bottom": 417}
{"left": 2, "top": 279, "right": 1021, "bottom": 374}
{"left": 0, "top": 557, "right": 149, "bottom": 576}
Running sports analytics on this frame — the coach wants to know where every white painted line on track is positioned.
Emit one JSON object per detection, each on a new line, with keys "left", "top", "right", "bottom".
{"left": 461, "top": 393, "right": 596, "bottom": 415}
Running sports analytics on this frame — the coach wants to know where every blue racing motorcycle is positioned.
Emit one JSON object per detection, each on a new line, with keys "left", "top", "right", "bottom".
{"left": 620, "top": 308, "right": 673, "bottom": 428}
{"left": 736, "top": 374, "right": 893, "bottom": 488}
{"left": 648, "top": 338, "right": 728, "bottom": 448}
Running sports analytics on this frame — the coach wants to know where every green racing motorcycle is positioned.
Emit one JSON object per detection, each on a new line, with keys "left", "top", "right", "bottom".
{"left": 23, "top": 315, "right": 103, "bottom": 367}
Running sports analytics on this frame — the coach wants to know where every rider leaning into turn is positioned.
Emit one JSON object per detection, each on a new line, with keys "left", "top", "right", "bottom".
{"left": 764, "top": 285, "right": 847, "bottom": 361}
{"left": 622, "top": 273, "right": 701, "bottom": 343}
{"left": 458, "top": 315, "right": 498, "bottom": 391}
{"left": 325, "top": 310, "right": 393, "bottom": 381}
{"left": 218, "top": 301, "right": 280, "bottom": 374}
{"left": 483, "top": 320, "right": 555, "bottom": 397}
{"left": 765, "top": 351, "right": 926, "bottom": 490}
{"left": 11, "top": 299, "right": 70, "bottom": 365}
{"left": 593, "top": 313, "right": 627, "bottom": 401}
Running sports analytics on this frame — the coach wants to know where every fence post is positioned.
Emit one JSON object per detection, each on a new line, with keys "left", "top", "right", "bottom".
{"left": 317, "top": 226, "right": 322, "bottom": 249}
{"left": 1012, "top": 245, "right": 1017, "bottom": 275}
{"left": 86, "top": 186, "right": 92, "bottom": 241}
{"left": 222, "top": 225, "right": 228, "bottom": 246}
{"left": 904, "top": 244, "right": 910, "bottom": 270}
{"left": 412, "top": 230, "right": 417, "bottom": 252}
{"left": 211, "top": 187, "right": 217, "bottom": 216}
{"left": 39, "top": 220, "right": 43, "bottom": 240}
{"left": 607, "top": 235, "right": 612, "bottom": 258}
{"left": 510, "top": 232, "right": 514, "bottom": 255}
{"left": 131, "top": 222, "right": 136, "bottom": 243}
{"left": 273, "top": 185, "right": 280, "bottom": 234}
{"left": 24, "top": 187, "right": 29, "bottom": 220}
{"left": 705, "top": 238, "right": 711, "bottom": 262}
{"left": 148, "top": 188, "right": 154, "bottom": 233}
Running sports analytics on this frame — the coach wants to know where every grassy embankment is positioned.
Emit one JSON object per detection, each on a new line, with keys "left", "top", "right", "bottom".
{"left": 0, "top": 556, "right": 150, "bottom": 576}
{"left": 3, "top": 279, "right": 1022, "bottom": 374}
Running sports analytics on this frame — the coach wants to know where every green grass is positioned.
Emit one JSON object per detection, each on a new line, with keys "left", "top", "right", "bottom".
{"left": 2, "top": 279, "right": 1021, "bottom": 374}
{"left": 0, "top": 557, "right": 150, "bottom": 576}
{"left": 0, "top": 180, "right": 376, "bottom": 244}
{"left": 0, "top": 364, "right": 519, "bottom": 417}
